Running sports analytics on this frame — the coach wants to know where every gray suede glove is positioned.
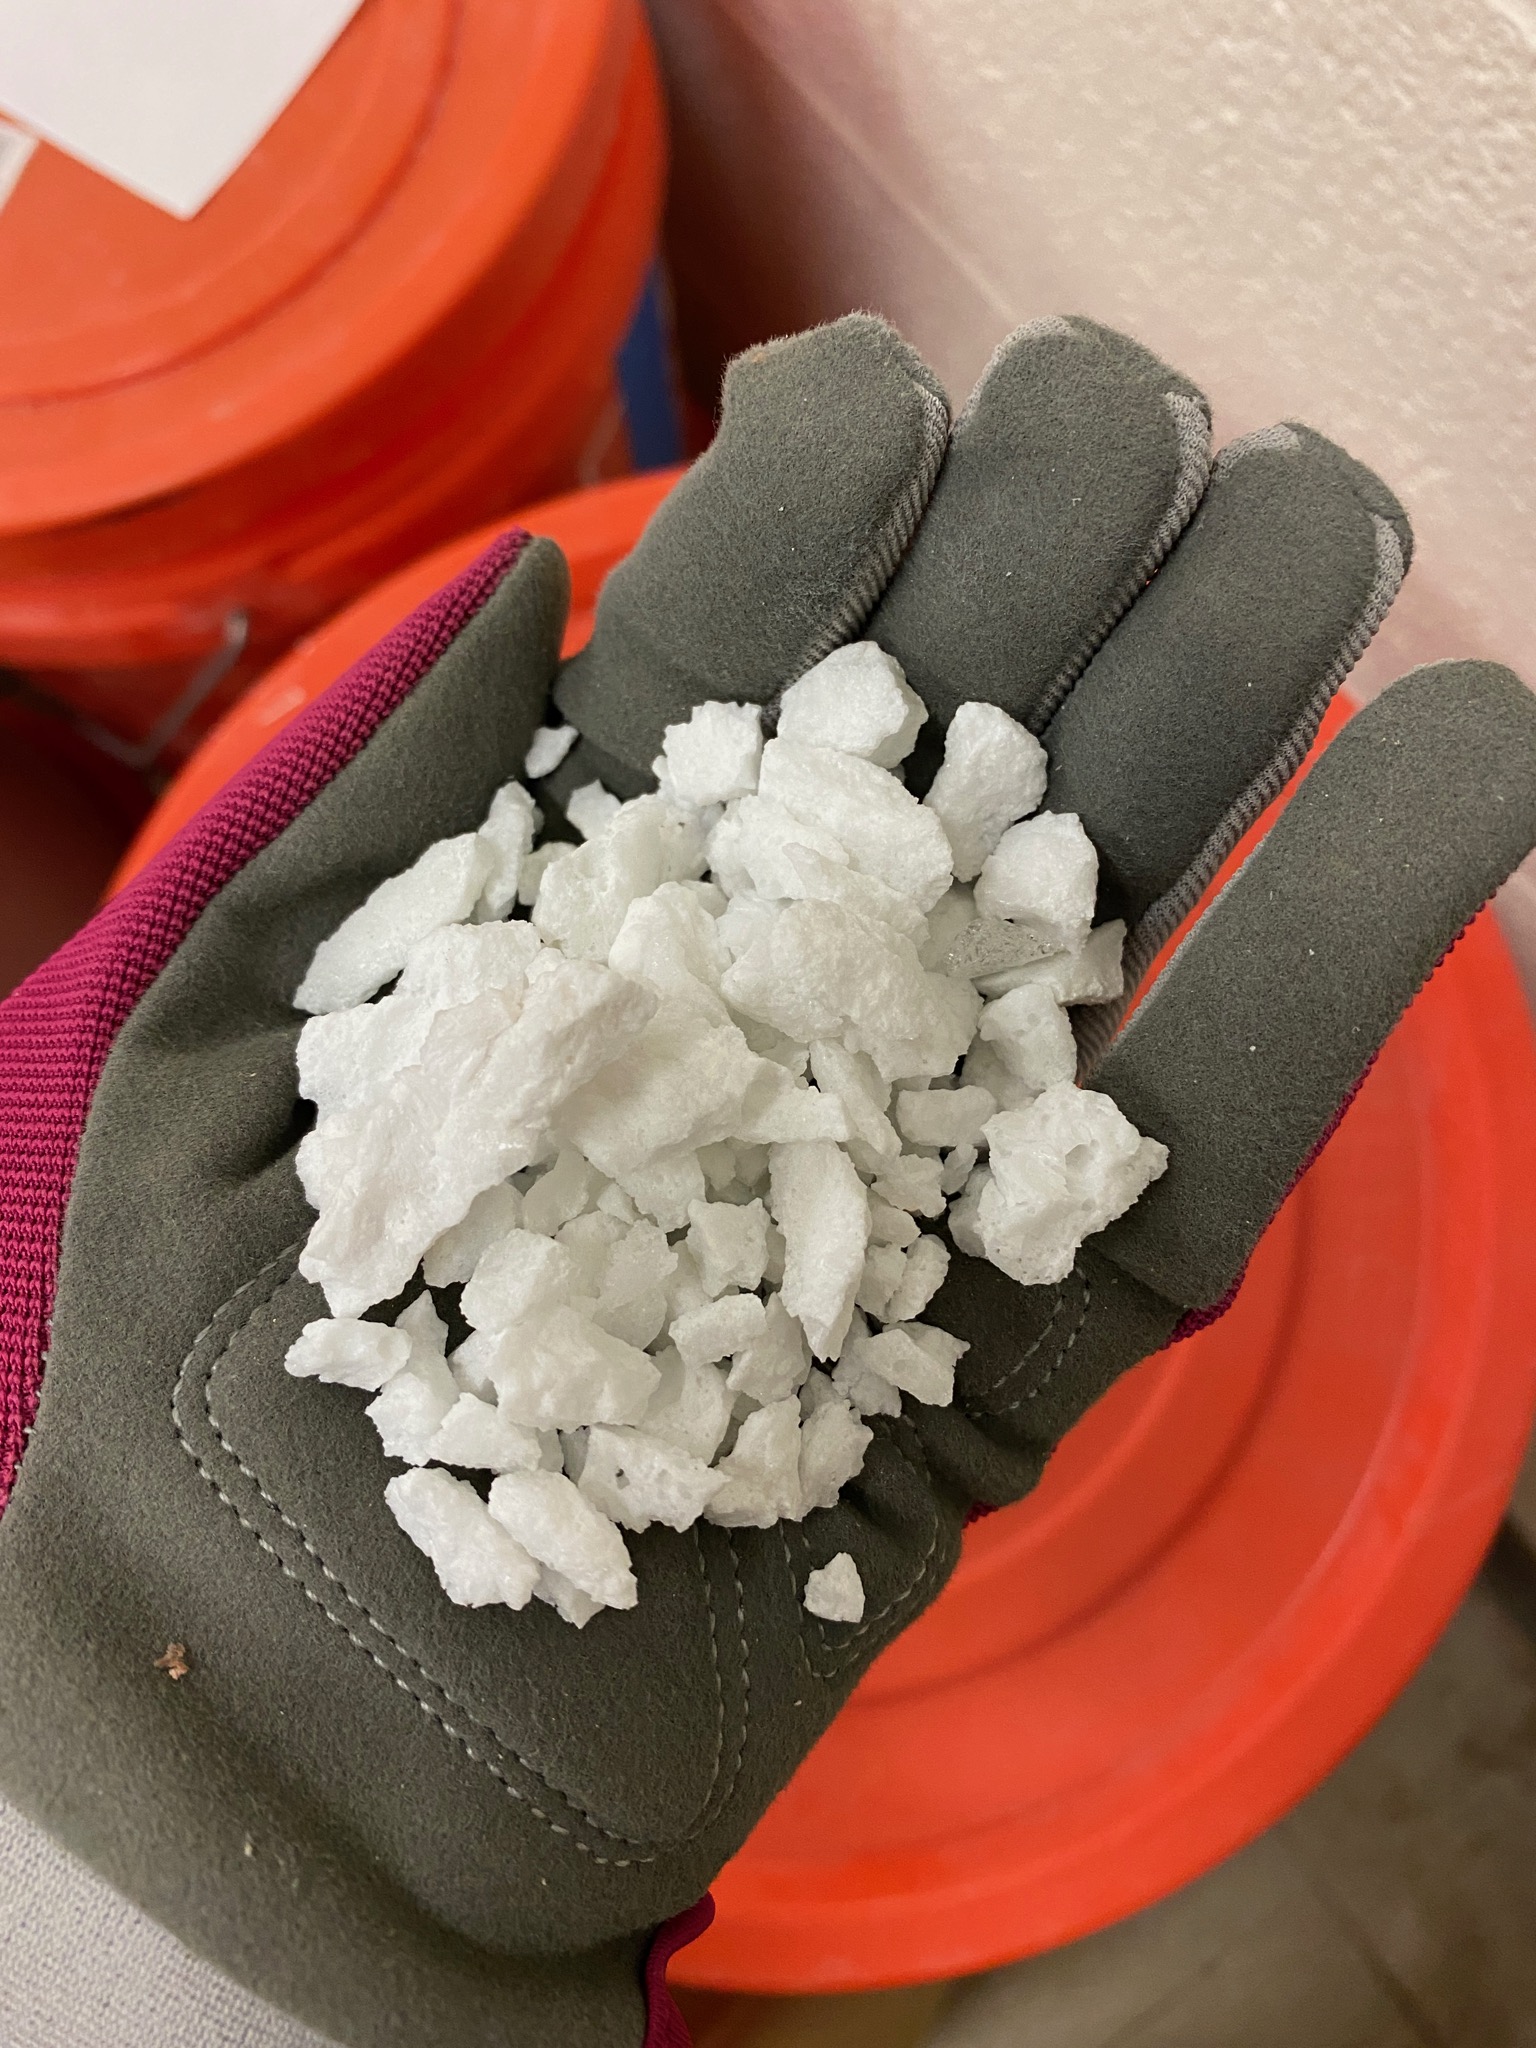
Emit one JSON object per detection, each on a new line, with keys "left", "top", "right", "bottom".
{"left": 1, "top": 314, "right": 1532, "bottom": 2048}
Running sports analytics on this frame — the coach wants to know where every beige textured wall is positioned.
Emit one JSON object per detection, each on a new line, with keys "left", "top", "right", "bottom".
{"left": 647, "top": 0, "right": 1536, "bottom": 958}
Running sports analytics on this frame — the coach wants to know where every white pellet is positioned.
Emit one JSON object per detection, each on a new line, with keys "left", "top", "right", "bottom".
{"left": 923, "top": 702, "right": 1048, "bottom": 882}
{"left": 284, "top": 1318, "right": 409, "bottom": 1390}
{"left": 487, "top": 1468, "right": 637, "bottom": 1610}
{"left": 660, "top": 700, "right": 763, "bottom": 807}
{"left": 295, "top": 834, "right": 492, "bottom": 1014}
{"left": 776, "top": 643, "right": 927, "bottom": 769}
{"left": 386, "top": 1468, "right": 540, "bottom": 1609}
{"left": 973, "top": 811, "right": 1098, "bottom": 956}
{"left": 803, "top": 1551, "right": 865, "bottom": 1623}
{"left": 525, "top": 723, "right": 578, "bottom": 779}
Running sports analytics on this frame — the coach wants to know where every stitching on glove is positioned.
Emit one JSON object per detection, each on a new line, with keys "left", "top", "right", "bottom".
{"left": 1077, "top": 512, "right": 1406, "bottom": 1076}
{"left": 790, "top": 378, "right": 950, "bottom": 683}
{"left": 175, "top": 1249, "right": 752, "bottom": 1864}
{"left": 782, "top": 1419, "right": 951, "bottom": 1682}
{"left": 993, "top": 1269, "right": 1093, "bottom": 1416}
{"left": 1029, "top": 388, "right": 1212, "bottom": 736}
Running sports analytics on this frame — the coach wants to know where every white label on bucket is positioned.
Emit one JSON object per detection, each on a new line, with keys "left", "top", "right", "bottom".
{"left": 0, "top": 118, "right": 35, "bottom": 215}
{"left": 0, "top": 0, "right": 365, "bottom": 220}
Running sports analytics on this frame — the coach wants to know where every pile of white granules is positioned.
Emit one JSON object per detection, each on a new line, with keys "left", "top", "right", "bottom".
{"left": 284, "top": 642, "right": 1167, "bottom": 1629}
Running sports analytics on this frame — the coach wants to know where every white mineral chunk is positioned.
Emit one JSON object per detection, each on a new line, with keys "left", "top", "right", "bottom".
{"left": 296, "top": 991, "right": 433, "bottom": 1122}
{"left": 366, "top": 1346, "right": 457, "bottom": 1464}
{"left": 923, "top": 702, "right": 1049, "bottom": 882}
{"left": 671, "top": 1292, "right": 768, "bottom": 1369}
{"left": 940, "top": 1143, "right": 978, "bottom": 1196}
{"left": 894, "top": 1083, "right": 997, "bottom": 1150}
{"left": 297, "top": 961, "right": 654, "bottom": 1317}
{"left": 722, "top": 900, "right": 978, "bottom": 1084}
{"left": 558, "top": 1000, "right": 763, "bottom": 1179}
{"left": 385, "top": 1468, "right": 539, "bottom": 1609}
{"left": 803, "top": 1551, "right": 865, "bottom": 1623}
{"left": 798, "top": 1400, "right": 873, "bottom": 1512}
{"left": 616, "top": 1149, "right": 708, "bottom": 1231}
{"left": 758, "top": 739, "right": 952, "bottom": 911}
{"left": 295, "top": 834, "right": 492, "bottom": 1013}
{"left": 521, "top": 1147, "right": 599, "bottom": 1236}
{"left": 842, "top": 1323, "right": 965, "bottom": 1406}
{"left": 776, "top": 643, "right": 926, "bottom": 769}
{"left": 397, "top": 1289, "right": 449, "bottom": 1363}
{"left": 726, "top": 1292, "right": 810, "bottom": 1403}
{"left": 661, "top": 701, "right": 763, "bottom": 807}
{"left": 578, "top": 1424, "right": 726, "bottom": 1532}
{"left": 856, "top": 1242, "right": 907, "bottom": 1320}
{"left": 593, "top": 1221, "right": 677, "bottom": 1344}
{"left": 733, "top": 1064, "right": 851, "bottom": 1145}
{"left": 975, "top": 1082, "right": 1169, "bottom": 1286}
{"left": 807, "top": 1040, "right": 900, "bottom": 1160}
{"left": 397, "top": 919, "right": 544, "bottom": 1008}
{"left": 566, "top": 781, "right": 622, "bottom": 840}
{"left": 608, "top": 884, "right": 732, "bottom": 1024}
{"left": 459, "top": 1306, "right": 659, "bottom": 1430}
{"left": 422, "top": 1181, "right": 523, "bottom": 1287}
{"left": 284, "top": 1317, "right": 409, "bottom": 1390}
{"left": 642, "top": 1345, "right": 733, "bottom": 1462}
{"left": 960, "top": 1038, "right": 1041, "bottom": 1112}
{"left": 883, "top": 1235, "right": 950, "bottom": 1325}
{"left": 475, "top": 780, "right": 540, "bottom": 920}
{"left": 534, "top": 796, "right": 706, "bottom": 961}
{"left": 831, "top": 1349, "right": 902, "bottom": 1417}
{"left": 426, "top": 1392, "right": 543, "bottom": 1473}
{"left": 517, "top": 840, "right": 566, "bottom": 908}
{"left": 687, "top": 1198, "right": 769, "bottom": 1297}
{"left": 532, "top": 1564, "right": 602, "bottom": 1627}
{"left": 704, "top": 1398, "right": 804, "bottom": 1526}
{"left": 973, "top": 812, "right": 1098, "bottom": 956}
{"left": 525, "top": 723, "right": 578, "bottom": 779}
{"left": 870, "top": 1152, "right": 947, "bottom": 1218}
{"left": 867, "top": 1196, "right": 920, "bottom": 1247}
{"left": 556, "top": 1212, "right": 626, "bottom": 1297}
{"left": 976, "top": 919, "right": 1126, "bottom": 1005}
{"left": 705, "top": 794, "right": 851, "bottom": 901}
{"left": 488, "top": 1469, "right": 637, "bottom": 1611}
{"left": 769, "top": 1140, "right": 870, "bottom": 1361}
{"left": 715, "top": 897, "right": 780, "bottom": 972}
{"left": 461, "top": 1227, "right": 581, "bottom": 1332}
{"left": 978, "top": 983, "right": 1078, "bottom": 1090}
{"left": 780, "top": 843, "right": 926, "bottom": 939}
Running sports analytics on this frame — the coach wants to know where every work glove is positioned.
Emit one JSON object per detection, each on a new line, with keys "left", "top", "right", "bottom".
{"left": 1, "top": 314, "right": 1532, "bottom": 2048}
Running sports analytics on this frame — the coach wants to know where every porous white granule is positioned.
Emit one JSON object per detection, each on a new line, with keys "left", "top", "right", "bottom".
{"left": 803, "top": 1551, "right": 865, "bottom": 1623}
{"left": 285, "top": 640, "right": 1166, "bottom": 1626}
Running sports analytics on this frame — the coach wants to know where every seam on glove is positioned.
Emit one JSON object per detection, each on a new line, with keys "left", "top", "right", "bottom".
{"left": 789, "top": 379, "right": 950, "bottom": 684}
{"left": 175, "top": 1248, "right": 752, "bottom": 1863}
{"left": 1077, "top": 513, "right": 1405, "bottom": 1076}
{"left": 959, "top": 1268, "right": 1093, "bottom": 1419}
{"left": 1029, "top": 389, "right": 1212, "bottom": 735}
{"left": 782, "top": 1419, "right": 951, "bottom": 1681}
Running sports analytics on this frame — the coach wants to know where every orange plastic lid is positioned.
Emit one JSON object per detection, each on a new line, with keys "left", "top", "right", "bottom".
{"left": 0, "top": 0, "right": 634, "bottom": 533}
{"left": 111, "top": 478, "right": 1536, "bottom": 1995}
{"left": 106, "top": 469, "right": 680, "bottom": 892}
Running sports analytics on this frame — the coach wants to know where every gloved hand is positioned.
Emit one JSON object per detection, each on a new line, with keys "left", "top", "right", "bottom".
{"left": 1, "top": 315, "right": 1532, "bottom": 2048}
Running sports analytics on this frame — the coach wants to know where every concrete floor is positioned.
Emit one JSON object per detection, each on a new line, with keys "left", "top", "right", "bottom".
{"left": 679, "top": 1525, "right": 1536, "bottom": 2048}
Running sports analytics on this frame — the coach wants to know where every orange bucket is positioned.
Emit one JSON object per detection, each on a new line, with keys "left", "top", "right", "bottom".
{"left": 112, "top": 477, "right": 1536, "bottom": 1993}
{"left": 0, "top": 0, "right": 665, "bottom": 755}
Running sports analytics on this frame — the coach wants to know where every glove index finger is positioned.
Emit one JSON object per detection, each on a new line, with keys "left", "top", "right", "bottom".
{"left": 554, "top": 314, "right": 949, "bottom": 795}
{"left": 1091, "top": 660, "right": 1536, "bottom": 1310}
